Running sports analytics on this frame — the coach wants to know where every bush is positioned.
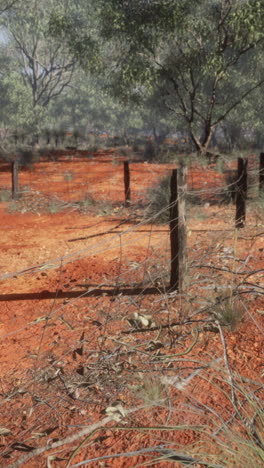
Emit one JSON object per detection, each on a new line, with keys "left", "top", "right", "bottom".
{"left": 212, "top": 293, "right": 244, "bottom": 331}
{"left": 146, "top": 175, "right": 171, "bottom": 223}
{"left": 118, "top": 146, "right": 133, "bottom": 158}
{"left": 18, "top": 148, "right": 39, "bottom": 168}
{"left": 144, "top": 140, "right": 157, "bottom": 160}
{"left": 0, "top": 189, "right": 11, "bottom": 202}
{"left": 222, "top": 169, "right": 237, "bottom": 204}
{"left": 146, "top": 173, "right": 202, "bottom": 224}
{"left": 79, "top": 194, "right": 96, "bottom": 212}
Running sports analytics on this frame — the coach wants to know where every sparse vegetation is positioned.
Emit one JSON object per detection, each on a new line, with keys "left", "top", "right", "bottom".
{"left": 0, "top": 189, "right": 11, "bottom": 202}
{"left": 64, "top": 171, "right": 74, "bottom": 182}
{"left": 0, "top": 0, "right": 264, "bottom": 465}
{"left": 79, "top": 193, "right": 96, "bottom": 211}
{"left": 212, "top": 294, "right": 244, "bottom": 331}
{"left": 146, "top": 175, "right": 171, "bottom": 223}
{"left": 0, "top": 149, "right": 263, "bottom": 468}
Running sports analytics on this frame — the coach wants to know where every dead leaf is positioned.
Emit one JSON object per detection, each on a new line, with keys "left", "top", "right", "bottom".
{"left": 105, "top": 401, "right": 126, "bottom": 422}
{"left": 128, "top": 312, "right": 155, "bottom": 329}
{"left": 31, "top": 426, "right": 58, "bottom": 439}
{"left": 76, "top": 365, "right": 85, "bottom": 376}
{"left": 69, "top": 388, "right": 80, "bottom": 400}
{"left": 160, "top": 375, "right": 188, "bottom": 390}
{"left": 47, "top": 455, "right": 67, "bottom": 468}
{"left": 146, "top": 341, "right": 164, "bottom": 352}
{"left": 91, "top": 320, "right": 102, "bottom": 327}
{"left": 11, "top": 442, "right": 35, "bottom": 452}
{"left": 0, "top": 427, "right": 12, "bottom": 436}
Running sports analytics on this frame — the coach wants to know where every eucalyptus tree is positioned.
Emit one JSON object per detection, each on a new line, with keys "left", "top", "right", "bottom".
{"left": 97, "top": 0, "right": 264, "bottom": 154}
{"left": 0, "top": 24, "right": 37, "bottom": 141}
{"left": 48, "top": 1, "right": 179, "bottom": 143}
{"left": 4, "top": 0, "right": 77, "bottom": 113}
{"left": 48, "top": 69, "right": 144, "bottom": 138}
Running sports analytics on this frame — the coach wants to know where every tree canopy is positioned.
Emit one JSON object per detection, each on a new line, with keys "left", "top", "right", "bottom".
{"left": 5, "top": 0, "right": 77, "bottom": 109}
{"left": 1, "top": 0, "right": 264, "bottom": 153}
{"left": 96, "top": 0, "right": 264, "bottom": 153}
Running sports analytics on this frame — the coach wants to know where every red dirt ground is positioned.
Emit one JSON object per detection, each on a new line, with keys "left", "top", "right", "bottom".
{"left": 0, "top": 149, "right": 263, "bottom": 467}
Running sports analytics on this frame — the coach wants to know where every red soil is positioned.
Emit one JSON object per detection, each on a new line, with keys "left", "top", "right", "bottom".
{"left": 0, "top": 149, "right": 263, "bottom": 467}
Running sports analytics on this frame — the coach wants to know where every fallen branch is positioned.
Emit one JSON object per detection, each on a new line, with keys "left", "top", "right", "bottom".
{"left": 121, "top": 318, "right": 209, "bottom": 334}
{"left": 217, "top": 322, "right": 237, "bottom": 407}
{"left": 5, "top": 405, "right": 147, "bottom": 468}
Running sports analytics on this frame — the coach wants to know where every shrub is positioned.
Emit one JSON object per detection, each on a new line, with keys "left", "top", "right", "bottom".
{"left": 146, "top": 173, "right": 202, "bottom": 224}
{"left": 18, "top": 148, "right": 39, "bottom": 168}
{"left": 64, "top": 171, "right": 74, "bottom": 182}
{"left": 212, "top": 293, "right": 244, "bottom": 331}
{"left": 118, "top": 146, "right": 133, "bottom": 158}
{"left": 0, "top": 189, "right": 11, "bottom": 202}
{"left": 144, "top": 140, "right": 157, "bottom": 160}
{"left": 79, "top": 194, "right": 96, "bottom": 212}
{"left": 222, "top": 169, "right": 239, "bottom": 204}
{"left": 47, "top": 199, "right": 61, "bottom": 214}
{"left": 146, "top": 175, "right": 171, "bottom": 223}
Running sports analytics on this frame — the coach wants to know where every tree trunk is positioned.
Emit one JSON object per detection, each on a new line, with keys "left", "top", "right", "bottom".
{"left": 12, "top": 159, "right": 19, "bottom": 200}
{"left": 235, "top": 158, "right": 248, "bottom": 228}
{"left": 190, "top": 127, "right": 214, "bottom": 156}
{"left": 200, "top": 125, "right": 216, "bottom": 159}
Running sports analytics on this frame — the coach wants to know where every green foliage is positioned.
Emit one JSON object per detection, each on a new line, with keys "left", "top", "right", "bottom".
{"left": 0, "top": 0, "right": 79, "bottom": 136}
{"left": 98, "top": 0, "right": 264, "bottom": 152}
{"left": 48, "top": 1, "right": 102, "bottom": 71}
{"left": 0, "top": 71, "right": 37, "bottom": 131}
{"left": 1, "top": 0, "right": 264, "bottom": 155}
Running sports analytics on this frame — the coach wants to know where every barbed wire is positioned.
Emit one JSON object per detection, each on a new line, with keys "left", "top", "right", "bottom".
{"left": 0, "top": 152, "right": 263, "bottom": 467}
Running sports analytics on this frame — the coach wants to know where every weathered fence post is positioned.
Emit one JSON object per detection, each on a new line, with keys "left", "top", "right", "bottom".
{"left": 260, "top": 152, "right": 264, "bottom": 191}
{"left": 235, "top": 157, "right": 248, "bottom": 228}
{"left": 169, "top": 165, "right": 187, "bottom": 292}
{"left": 12, "top": 158, "right": 19, "bottom": 200}
{"left": 124, "top": 161, "right": 131, "bottom": 205}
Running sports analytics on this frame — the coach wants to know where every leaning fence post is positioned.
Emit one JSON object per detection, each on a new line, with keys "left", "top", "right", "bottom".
{"left": 169, "top": 165, "right": 187, "bottom": 292}
{"left": 12, "top": 158, "right": 19, "bottom": 200}
{"left": 260, "top": 152, "right": 264, "bottom": 191}
{"left": 124, "top": 161, "right": 131, "bottom": 205}
{"left": 235, "top": 157, "right": 248, "bottom": 228}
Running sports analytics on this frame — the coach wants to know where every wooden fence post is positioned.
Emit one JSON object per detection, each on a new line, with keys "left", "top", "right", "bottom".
{"left": 169, "top": 165, "right": 187, "bottom": 292}
{"left": 12, "top": 158, "right": 19, "bottom": 200}
{"left": 235, "top": 157, "right": 248, "bottom": 228}
{"left": 124, "top": 161, "right": 131, "bottom": 205}
{"left": 260, "top": 152, "right": 264, "bottom": 191}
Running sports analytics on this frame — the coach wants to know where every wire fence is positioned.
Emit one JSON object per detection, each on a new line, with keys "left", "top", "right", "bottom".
{"left": 0, "top": 150, "right": 262, "bottom": 204}
{"left": 0, "top": 150, "right": 263, "bottom": 468}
